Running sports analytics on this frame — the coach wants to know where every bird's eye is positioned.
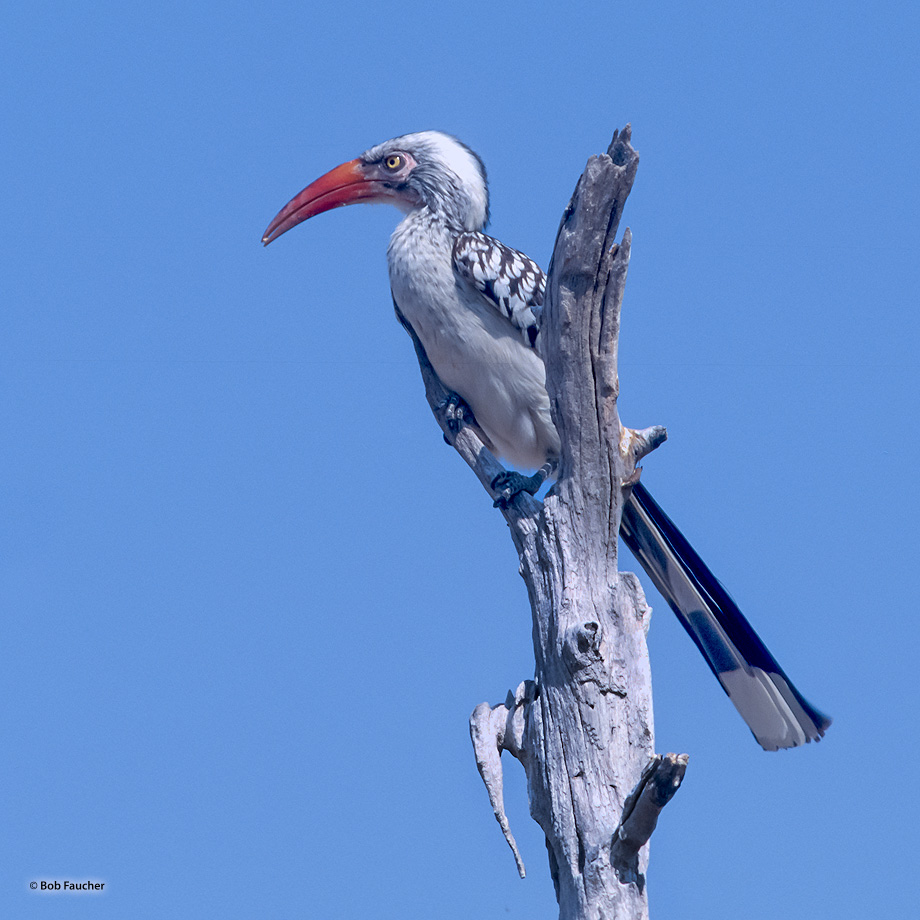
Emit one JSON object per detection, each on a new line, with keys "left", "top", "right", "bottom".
{"left": 384, "top": 155, "right": 403, "bottom": 171}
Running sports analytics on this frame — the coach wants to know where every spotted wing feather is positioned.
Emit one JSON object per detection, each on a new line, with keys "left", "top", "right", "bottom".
{"left": 452, "top": 231, "right": 545, "bottom": 348}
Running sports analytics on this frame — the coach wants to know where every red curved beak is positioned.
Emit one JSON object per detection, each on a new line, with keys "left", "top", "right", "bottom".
{"left": 262, "top": 158, "right": 384, "bottom": 246}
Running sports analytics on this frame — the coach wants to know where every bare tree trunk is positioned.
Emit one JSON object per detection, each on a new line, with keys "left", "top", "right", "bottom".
{"left": 401, "top": 127, "right": 686, "bottom": 920}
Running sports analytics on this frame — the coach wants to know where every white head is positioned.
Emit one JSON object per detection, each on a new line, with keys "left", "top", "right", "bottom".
{"left": 263, "top": 131, "right": 490, "bottom": 245}
{"left": 360, "top": 131, "right": 489, "bottom": 230}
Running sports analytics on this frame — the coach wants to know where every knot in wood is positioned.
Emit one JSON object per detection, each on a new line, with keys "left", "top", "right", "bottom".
{"left": 577, "top": 621, "right": 599, "bottom": 653}
{"left": 562, "top": 620, "right": 604, "bottom": 671}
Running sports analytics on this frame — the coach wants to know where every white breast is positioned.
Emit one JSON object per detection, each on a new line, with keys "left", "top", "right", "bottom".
{"left": 388, "top": 215, "right": 559, "bottom": 470}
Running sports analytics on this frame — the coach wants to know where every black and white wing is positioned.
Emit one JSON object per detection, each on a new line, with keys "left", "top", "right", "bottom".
{"left": 452, "top": 231, "right": 544, "bottom": 348}
{"left": 621, "top": 482, "right": 832, "bottom": 750}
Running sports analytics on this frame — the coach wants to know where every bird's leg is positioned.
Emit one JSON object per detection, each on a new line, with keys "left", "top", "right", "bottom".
{"left": 437, "top": 391, "right": 477, "bottom": 434}
{"left": 491, "top": 460, "right": 558, "bottom": 509}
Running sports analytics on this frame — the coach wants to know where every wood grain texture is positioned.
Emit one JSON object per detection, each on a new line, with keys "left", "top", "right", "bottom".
{"left": 400, "top": 128, "right": 686, "bottom": 920}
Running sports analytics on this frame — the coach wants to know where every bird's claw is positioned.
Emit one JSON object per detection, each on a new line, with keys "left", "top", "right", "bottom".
{"left": 491, "top": 471, "right": 543, "bottom": 509}
{"left": 437, "top": 392, "right": 475, "bottom": 434}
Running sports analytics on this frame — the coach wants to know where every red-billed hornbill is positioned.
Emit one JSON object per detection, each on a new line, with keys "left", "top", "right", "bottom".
{"left": 263, "top": 131, "right": 830, "bottom": 751}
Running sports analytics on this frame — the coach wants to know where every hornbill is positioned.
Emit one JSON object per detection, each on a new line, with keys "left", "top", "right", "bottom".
{"left": 263, "top": 131, "right": 830, "bottom": 751}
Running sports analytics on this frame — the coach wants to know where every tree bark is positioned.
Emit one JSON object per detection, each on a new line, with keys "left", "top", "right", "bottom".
{"left": 402, "top": 127, "right": 686, "bottom": 920}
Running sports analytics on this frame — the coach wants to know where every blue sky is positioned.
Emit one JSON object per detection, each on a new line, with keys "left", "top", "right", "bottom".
{"left": 2, "top": 1, "right": 919, "bottom": 917}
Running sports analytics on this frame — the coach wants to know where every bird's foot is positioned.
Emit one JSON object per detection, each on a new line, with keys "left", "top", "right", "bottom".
{"left": 491, "top": 470, "right": 546, "bottom": 509}
{"left": 437, "top": 392, "right": 476, "bottom": 434}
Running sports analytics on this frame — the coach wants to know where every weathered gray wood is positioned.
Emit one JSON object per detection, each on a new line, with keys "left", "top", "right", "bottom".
{"left": 469, "top": 680, "right": 535, "bottom": 879}
{"left": 611, "top": 753, "right": 689, "bottom": 883}
{"left": 401, "top": 127, "right": 687, "bottom": 920}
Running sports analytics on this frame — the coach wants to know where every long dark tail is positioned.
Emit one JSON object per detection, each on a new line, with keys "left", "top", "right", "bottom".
{"left": 620, "top": 482, "right": 831, "bottom": 751}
